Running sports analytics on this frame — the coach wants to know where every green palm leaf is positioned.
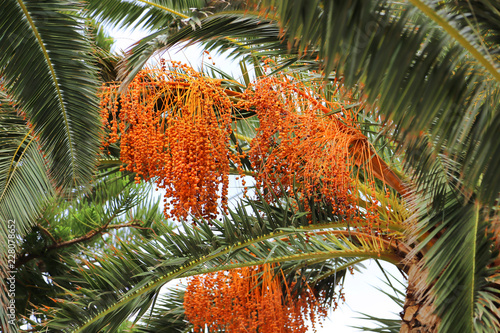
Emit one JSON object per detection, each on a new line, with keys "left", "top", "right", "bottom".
{"left": 0, "top": 90, "right": 53, "bottom": 330}
{"left": 44, "top": 191, "right": 400, "bottom": 332}
{"left": 12, "top": 171, "right": 169, "bottom": 329}
{"left": 86, "top": 0, "right": 205, "bottom": 32}
{"left": 135, "top": 287, "right": 190, "bottom": 333}
{"left": 0, "top": 0, "right": 101, "bottom": 191}
{"left": 411, "top": 192, "right": 500, "bottom": 332}
{"left": 118, "top": 13, "right": 279, "bottom": 86}
{"left": 1, "top": 3, "right": 102, "bottom": 327}
{"left": 0, "top": 92, "right": 52, "bottom": 240}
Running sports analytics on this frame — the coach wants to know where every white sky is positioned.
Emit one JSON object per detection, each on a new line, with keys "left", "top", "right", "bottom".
{"left": 108, "top": 27, "right": 406, "bottom": 333}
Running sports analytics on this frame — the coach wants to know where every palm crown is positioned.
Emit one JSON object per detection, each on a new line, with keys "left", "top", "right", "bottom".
{"left": 2, "top": 1, "right": 500, "bottom": 333}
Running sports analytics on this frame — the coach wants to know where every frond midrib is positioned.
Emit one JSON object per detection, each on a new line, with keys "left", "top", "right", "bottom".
{"left": 16, "top": 0, "right": 77, "bottom": 183}
{"left": 71, "top": 221, "right": 403, "bottom": 332}
{"left": 137, "top": 0, "right": 188, "bottom": 19}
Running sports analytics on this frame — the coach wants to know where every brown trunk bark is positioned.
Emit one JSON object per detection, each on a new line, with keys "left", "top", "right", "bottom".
{"left": 400, "top": 263, "right": 439, "bottom": 332}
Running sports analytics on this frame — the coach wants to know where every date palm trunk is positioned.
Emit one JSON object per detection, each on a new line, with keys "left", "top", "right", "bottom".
{"left": 400, "top": 262, "right": 439, "bottom": 332}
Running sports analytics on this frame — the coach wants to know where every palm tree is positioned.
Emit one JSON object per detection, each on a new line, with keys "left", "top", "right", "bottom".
{"left": 12, "top": 1, "right": 500, "bottom": 332}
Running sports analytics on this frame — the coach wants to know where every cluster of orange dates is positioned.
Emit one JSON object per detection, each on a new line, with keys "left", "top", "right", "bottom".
{"left": 100, "top": 62, "right": 232, "bottom": 220}
{"left": 99, "top": 62, "right": 378, "bottom": 225}
{"left": 235, "top": 72, "right": 368, "bottom": 221}
{"left": 184, "top": 264, "right": 329, "bottom": 333}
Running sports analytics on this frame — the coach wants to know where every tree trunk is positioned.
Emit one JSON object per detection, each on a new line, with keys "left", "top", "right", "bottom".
{"left": 400, "top": 262, "right": 439, "bottom": 332}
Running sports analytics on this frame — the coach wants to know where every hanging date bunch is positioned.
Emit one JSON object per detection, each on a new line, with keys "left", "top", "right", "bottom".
{"left": 100, "top": 61, "right": 398, "bottom": 227}
{"left": 184, "top": 264, "right": 329, "bottom": 333}
{"left": 235, "top": 70, "right": 377, "bottom": 225}
{"left": 100, "top": 63, "right": 233, "bottom": 220}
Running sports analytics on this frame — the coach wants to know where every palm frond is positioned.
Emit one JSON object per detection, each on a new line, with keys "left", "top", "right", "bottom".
{"left": 0, "top": 0, "right": 101, "bottom": 191}
{"left": 0, "top": 89, "right": 53, "bottom": 331}
{"left": 13, "top": 172, "right": 169, "bottom": 329}
{"left": 398, "top": 128, "right": 500, "bottom": 332}
{"left": 86, "top": 0, "right": 205, "bottom": 32}
{"left": 134, "top": 287, "right": 191, "bottom": 333}
{"left": 0, "top": 91, "right": 52, "bottom": 242}
{"left": 43, "top": 190, "right": 404, "bottom": 332}
{"left": 408, "top": 0, "right": 500, "bottom": 80}
{"left": 410, "top": 191, "right": 500, "bottom": 332}
{"left": 118, "top": 13, "right": 279, "bottom": 86}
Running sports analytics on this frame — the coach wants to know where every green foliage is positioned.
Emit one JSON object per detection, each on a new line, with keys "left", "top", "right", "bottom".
{"left": 0, "top": 0, "right": 101, "bottom": 191}
{"left": 0, "top": 91, "right": 53, "bottom": 248}
{"left": 86, "top": 0, "right": 205, "bottom": 32}
{"left": 0, "top": 2, "right": 102, "bottom": 327}
{"left": 4, "top": 1, "right": 500, "bottom": 332}
{"left": 13, "top": 173, "right": 171, "bottom": 329}
{"left": 42, "top": 189, "right": 381, "bottom": 332}
{"left": 0, "top": 90, "right": 53, "bottom": 330}
{"left": 135, "top": 287, "right": 191, "bottom": 333}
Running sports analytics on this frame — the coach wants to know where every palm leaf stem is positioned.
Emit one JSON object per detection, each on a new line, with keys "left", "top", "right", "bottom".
{"left": 279, "top": 230, "right": 410, "bottom": 255}
{"left": 137, "top": 0, "right": 188, "bottom": 19}
{"left": 15, "top": 221, "right": 147, "bottom": 268}
{"left": 73, "top": 247, "right": 397, "bottom": 333}
{"left": 312, "top": 257, "right": 368, "bottom": 283}
{"left": 98, "top": 158, "right": 122, "bottom": 165}
{"left": 15, "top": 0, "right": 77, "bottom": 181}
{"left": 4, "top": 127, "right": 33, "bottom": 176}
{"left": 71, "top": 221, "right": 402, "bottom": 332}
{"left": 0, "top": 133, "right": 36, "bottom": 204}
{"left": 181, "top": 250, "right": 399, "bottom": 276}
